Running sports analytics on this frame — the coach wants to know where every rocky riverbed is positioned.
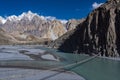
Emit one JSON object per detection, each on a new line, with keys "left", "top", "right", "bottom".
{"left": 0, "top": 68, "right": 85, "bottom": 80}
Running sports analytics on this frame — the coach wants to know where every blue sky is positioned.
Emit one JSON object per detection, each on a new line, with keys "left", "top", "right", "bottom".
{"left": 0, "top": 0, "right": 106, "bottom": 20}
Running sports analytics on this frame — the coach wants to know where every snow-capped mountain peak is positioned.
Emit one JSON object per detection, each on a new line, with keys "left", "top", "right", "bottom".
{"left": 0, "top": 11, "right": 40, "bottom": 24}
{"left": 0, "top": 11, "right": 68, "bottom": 24}
{"left": 6, "top": 11, "right": 38, "bottom": 22}
{"left": 7, "top": 15, "right": 18, "bottom": 21}
{"left": 18, "top": 11, "right": 38, "bottom": 21}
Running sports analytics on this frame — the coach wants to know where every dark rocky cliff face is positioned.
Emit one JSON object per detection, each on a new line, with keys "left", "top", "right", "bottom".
{"left": 52, "top": 0, "right": 120, "bottom": 57}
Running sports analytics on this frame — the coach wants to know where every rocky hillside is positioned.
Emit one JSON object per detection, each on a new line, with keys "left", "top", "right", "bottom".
{"left": 0, "top": 28, "right": 52, "bottom": 45}
{"left": 0, "top": 28, "right": 17, "bottom": 44}
{"left": 52, "top": 0, "right": 120, "bottom": 57}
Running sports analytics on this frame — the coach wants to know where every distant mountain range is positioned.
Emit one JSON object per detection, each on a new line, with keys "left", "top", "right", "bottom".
{"left": 0, "top": 11, "right": 83, "bottom": 44}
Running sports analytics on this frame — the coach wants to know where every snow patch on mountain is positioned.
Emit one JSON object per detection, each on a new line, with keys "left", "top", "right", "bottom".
{"left": 59, "top": 19, "right": 68, "bottom": 24}
{"left": 45, "top": 16, "right": 56, "bottom": 21}
{"left": 0, "top": 16, "right": 6, "bottom": 24}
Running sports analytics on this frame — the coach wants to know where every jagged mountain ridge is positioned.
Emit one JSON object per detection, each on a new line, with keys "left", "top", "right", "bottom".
{"left": 0, "top": 11, "right": 67, "bottom": 24}
{"left": 52, "top": 0, "right": 120, "bottom": 57}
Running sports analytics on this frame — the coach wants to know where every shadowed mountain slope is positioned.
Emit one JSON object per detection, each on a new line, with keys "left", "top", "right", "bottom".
{"left": 52, "top": 0, "right": 120, "bottom": 57}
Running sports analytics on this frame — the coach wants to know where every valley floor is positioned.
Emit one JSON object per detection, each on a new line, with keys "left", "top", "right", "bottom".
{"left": 0, "top": 45, "right": 85, "bottom": 80}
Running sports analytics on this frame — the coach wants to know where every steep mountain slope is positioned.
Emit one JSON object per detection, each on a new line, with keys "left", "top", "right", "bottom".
{"left": 52, "top": 0, "right": 120, "bottom": 57}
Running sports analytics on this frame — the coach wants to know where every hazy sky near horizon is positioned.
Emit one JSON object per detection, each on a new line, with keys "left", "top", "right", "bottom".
{"left": 0, "top": 0, "right": 106, "bottom": 20}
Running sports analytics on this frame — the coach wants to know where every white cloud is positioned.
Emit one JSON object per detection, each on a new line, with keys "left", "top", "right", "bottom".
{"left": 92, "top": 2, "right": 103, "bottom": 9}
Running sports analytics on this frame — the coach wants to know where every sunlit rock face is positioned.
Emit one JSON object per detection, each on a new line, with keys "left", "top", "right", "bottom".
{"left": 52, "top": 0, "right": 120, "bottom": 57}
{"left": 43, "top": 20, "right": 67, "bottom": 40}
